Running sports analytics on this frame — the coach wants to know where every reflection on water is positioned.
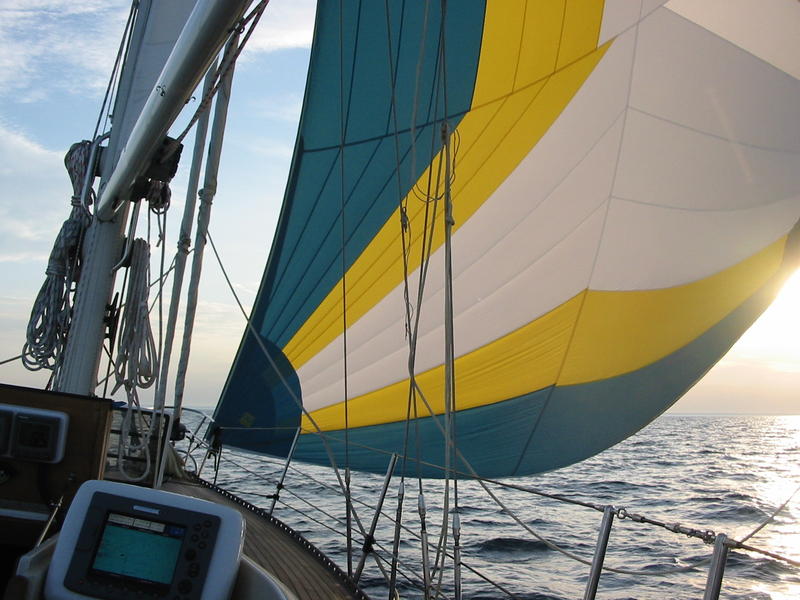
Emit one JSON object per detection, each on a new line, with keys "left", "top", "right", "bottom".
{"left": 180, "top": 413, "right": 800, "bottom": 599}
{"left": 735, "top": 416, "right": 800, "bottom": 600}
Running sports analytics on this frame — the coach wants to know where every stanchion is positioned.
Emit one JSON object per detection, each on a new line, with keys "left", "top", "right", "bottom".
{"left": 584, "top": 505, "right": 615, "bottom": 600}
{"left": 703, "top": 533, "right": 729, "bottom": 600}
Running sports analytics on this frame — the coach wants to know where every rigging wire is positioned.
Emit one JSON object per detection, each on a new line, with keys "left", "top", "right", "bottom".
{"left": 337, "top": 0, "right": 354, "bottom": 576}
{"left": 433, "top": 3, "right": 464, "bottom": 596}
{"left": 207, "top": 445, "right": 500, "bottom": 597}
{"left": 0, "top": 355, "right": 23, "bottom": 367}
{"left": 203, "top": 228, "right": 373, "bottom": 545}
{"left": 93, "top": 1, "right": 138, "bottom": 141}
{"left": 181, "top": 410, "right": 800, "bottom": 587}
{"left": 170, "top": 0, "right": 270, "bottom": 153}
{"left": 379, "top": 0, "right": 429, "bottom": 592}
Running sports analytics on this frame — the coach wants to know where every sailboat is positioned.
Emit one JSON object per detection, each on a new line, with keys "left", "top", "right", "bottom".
{"left": 1, "top": 0, "right": 799, "bottom": 598}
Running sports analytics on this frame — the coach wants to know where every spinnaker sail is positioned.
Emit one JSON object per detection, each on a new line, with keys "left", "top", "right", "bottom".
{"left": 213, "top": 0, "right": 800, "bottom": 478}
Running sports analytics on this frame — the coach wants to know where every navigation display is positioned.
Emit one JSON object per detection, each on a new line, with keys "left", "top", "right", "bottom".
{"left": 0, "top": 404, "right": 68, "bottom": 463}
{"left": 49, "top": 481, "right": 244, "bottom": 600}
{"left": 91, "top": 512, "right": 186, "bottom": 585}
{"left": 17, "top": 418, "right": 54, "bottom": 448}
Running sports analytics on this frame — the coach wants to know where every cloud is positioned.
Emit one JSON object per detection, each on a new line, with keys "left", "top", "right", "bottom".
{"left": 676, "top": 360, "right": 800, "bottom": 414}
{"left": 0, "top": 1, "right": 316, "bottom": 101}
{"left": 0, "top": 252, "right": 50, "bottom": 264}
{"left": 250, "top": 93, "right": 304, "bottom": 124}
{"left": 192, "top": 300, "right": 250, "bottom": 339}
{"left": 0, "top": 124, "right": 67, "bottom": 250}
{"left": 245, "top": 0, "right": 316, "bottom": 53}
{"left": 244, "top": 138, "right": 295, "bottom": 160}
{"left": 0, "top": 1, "right": 132, "bottom": 99}
{"left": 232, "top": 281, "right": 258, "bottom": 298}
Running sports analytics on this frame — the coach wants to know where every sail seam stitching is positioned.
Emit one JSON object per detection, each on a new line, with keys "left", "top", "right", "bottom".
{"left": 511, "top": 0, "right": 645, "bottom": 475}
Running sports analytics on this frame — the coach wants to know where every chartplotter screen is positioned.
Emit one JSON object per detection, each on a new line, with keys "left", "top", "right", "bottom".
{"left": 91, "top": 512, "right": 186, "bottom": 585}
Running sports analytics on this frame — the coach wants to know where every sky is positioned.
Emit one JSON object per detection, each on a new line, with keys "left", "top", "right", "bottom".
{"left": 0, "top": 0, "right": 798, "bottom": 414}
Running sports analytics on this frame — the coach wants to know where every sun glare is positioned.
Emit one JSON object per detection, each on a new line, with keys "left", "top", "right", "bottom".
{"left": 730, "top": 269, "right": 800, "bottom": 372}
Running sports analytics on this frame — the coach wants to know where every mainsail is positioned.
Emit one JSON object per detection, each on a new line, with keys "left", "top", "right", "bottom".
{"left": 214, "top": 1, "right": 800, "bottom": 478}
{"left": 104, "top": 0, "right": 199, "bottom": 171}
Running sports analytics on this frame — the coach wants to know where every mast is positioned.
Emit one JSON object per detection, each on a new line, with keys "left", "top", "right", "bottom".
{"left": 58, "top": 0, "right": 252, "bottom": 395}
{"left": 56, "top": 0, "right": 157, "bottom": 394}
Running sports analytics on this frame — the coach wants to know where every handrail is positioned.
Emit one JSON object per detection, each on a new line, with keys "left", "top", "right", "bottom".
{"left": 175, "top": 412, "right": 800, "bottom": 598}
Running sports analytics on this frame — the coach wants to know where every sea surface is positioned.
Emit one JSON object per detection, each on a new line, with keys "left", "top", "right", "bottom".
{"left": 181, "top": 413, "right": 800, "bottom": 599}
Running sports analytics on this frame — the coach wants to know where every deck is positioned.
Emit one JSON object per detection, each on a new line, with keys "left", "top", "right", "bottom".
{"left": 162, "top": 478, "right": 368, "bottom": 600}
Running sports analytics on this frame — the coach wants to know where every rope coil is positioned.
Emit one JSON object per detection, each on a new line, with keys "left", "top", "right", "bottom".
{"left": 112, "top": 238, "right": 159, "bottom": 482}
{"left": 23, "top": 141, "right": 94, "bottom": 375}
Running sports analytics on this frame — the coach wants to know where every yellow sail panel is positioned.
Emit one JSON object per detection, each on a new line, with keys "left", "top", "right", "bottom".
{"left": 216, "top": 1, "right": 800, "bottom": 478}
{"left": 301, "top": 294, "right": 583, "bottom": 432}
{"left": 301, "top": 237, "right": 787, "bottom": 432}
{"left": 558, "top": 236, "right": 788, "bottom": 385}
{"left": 515, "top": 1, "right": 571, "bottom": 89}
{"left": 284, "top": 6, "right": 609, "bottom": 370}
{"left": 470, "top": 0, "right": 566, "bottom": 105}
{"left": 556, "top": 0, "right": 606, "bottom": 70}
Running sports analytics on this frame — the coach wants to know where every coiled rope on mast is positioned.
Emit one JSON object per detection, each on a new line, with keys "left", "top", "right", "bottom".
{"left": 22, "top": 0, "right": 136, "bottom": 379}
{"left": 22, "top": 141, "right": 94, "bottom": 377}
{"left": 112, "top": 237, "right": 159, "bottom": 482}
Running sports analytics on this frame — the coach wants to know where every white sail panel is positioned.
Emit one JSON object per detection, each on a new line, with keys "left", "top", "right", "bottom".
{"left": 599, "top": 0, "right": 669, "bottom": 44}
{"left": 292, "top": 2, "right": 800, "bottom": 412}
{"left": 215, "top": 0, "right": 800, "bottom": 477}
{"left": 107, "top": 0, "right": 198, "bottom": 168}
{"left": 667, "top": 0, "right": 800, "bottom": 80}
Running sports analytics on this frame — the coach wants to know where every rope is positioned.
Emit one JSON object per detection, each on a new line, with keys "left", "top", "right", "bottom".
{"left": 205, "top": 412, "right": 799, "bottom": 570}
{"left": 204, "top": 229, "right": 373, "bottom": 543}
{"left": 386, "top": 0, "right": 434, "bottom": 589}
{"left": 93, "top": 2, "right": 137, "bottom": 141}
{"left": 740, "top": 482, "right": 800, "bottom": 544}
{"left": 0, "top": 355, "right": 23, "bottom": 367}
{"left": 337, "top": 0, "right": 354, "bottom": 575}
{"left": 181, "top": 414, "right": 800, "bottom": 596}
{"left": 111, "top": 239, "right": 159, "bottom": 482}
{"left": 210, "top": 446, "right": 506, "bottom": 597}
{"left": 170, "top": 1, "right": 269, "bottom": 153}
{"left": 113, "top": 239, "right": 158, "bottom": 393}
{"left": 22, "top": 140, "right": 94, "bottom": 375}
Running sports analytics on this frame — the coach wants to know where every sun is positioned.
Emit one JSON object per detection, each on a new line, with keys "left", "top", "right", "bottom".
{"left": 731, "top": 268, "right": 800, "bottom": 372}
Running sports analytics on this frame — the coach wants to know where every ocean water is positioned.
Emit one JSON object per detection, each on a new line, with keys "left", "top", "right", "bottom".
{"left": 183, "top": 414, "right": 800, "bottom": 599}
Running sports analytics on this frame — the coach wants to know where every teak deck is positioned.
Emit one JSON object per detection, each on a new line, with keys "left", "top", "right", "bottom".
{"left": 163, "top": 479, "right": 366, "bottom": 600}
